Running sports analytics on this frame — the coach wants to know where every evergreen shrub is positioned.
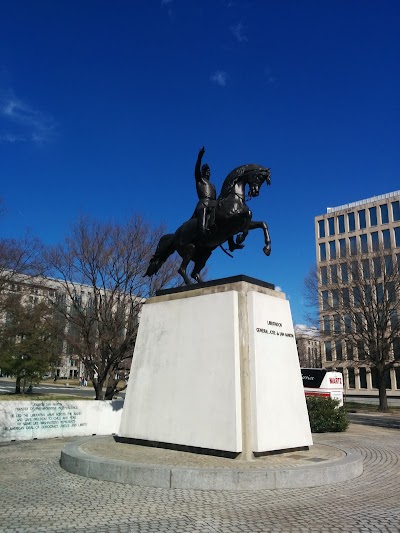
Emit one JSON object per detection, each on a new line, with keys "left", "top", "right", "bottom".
{"left": 306, "top": 396, "right": 349, "bottom": 433}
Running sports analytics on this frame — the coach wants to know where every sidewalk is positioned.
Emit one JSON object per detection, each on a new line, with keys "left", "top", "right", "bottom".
{"left": 0, "top": 423, "right": 399, "bottom": 532}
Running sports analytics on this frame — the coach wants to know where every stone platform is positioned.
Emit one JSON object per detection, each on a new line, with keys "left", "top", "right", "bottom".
{"left": 60, "top": 436, "right": 363, "bottom": 491}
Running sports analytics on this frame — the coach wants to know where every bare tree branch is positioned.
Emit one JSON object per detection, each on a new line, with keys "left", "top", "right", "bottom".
{"left": 44, "top": 214, "right": 181, "bottom": 400}
{"left": 305, "top": 244, "right": 400, "bottom": 411}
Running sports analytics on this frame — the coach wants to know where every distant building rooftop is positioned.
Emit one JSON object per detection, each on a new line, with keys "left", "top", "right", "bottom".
{"left": 326, "top": 190, "right": 400, "bottom": 214}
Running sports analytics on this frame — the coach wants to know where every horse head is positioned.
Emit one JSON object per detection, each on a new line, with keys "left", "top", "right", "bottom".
{"left": 219, "top": 164, "right": 271, "bottom": 201}
{"left": 244, "top": 165, "right": 271, "bottom": 198}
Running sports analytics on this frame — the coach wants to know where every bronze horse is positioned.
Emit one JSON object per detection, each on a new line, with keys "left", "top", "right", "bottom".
{"left": 145, "top": 164, "right": 271, "bottom": 285}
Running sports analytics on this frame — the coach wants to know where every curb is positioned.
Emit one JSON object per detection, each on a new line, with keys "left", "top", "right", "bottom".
{"left": 60, "top": 437, "right": 363, "bottom": 491}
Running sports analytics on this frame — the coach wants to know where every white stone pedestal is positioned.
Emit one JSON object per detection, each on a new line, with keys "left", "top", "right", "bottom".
{"left": 119, "top": 277, "right": 312, "bottom": 456}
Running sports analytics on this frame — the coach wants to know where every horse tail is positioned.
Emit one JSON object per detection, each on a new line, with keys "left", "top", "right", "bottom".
{"left": 145, "top": 233, "right": 176, "bottom": 277}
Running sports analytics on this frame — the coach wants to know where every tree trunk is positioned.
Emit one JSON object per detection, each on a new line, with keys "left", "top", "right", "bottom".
{"left": 94, "top": 379, "right": 105, "bottom": 400}
{"left": 377, "top": 371, "right": 388, "bottom": 412}
{"left": 104, "top": 385, "right": 115, "bottom": 400}
{"left": 15, "top": 376, "right": 21, "bottom": 394}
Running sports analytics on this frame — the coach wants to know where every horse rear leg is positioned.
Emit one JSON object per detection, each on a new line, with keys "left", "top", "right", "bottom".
{"left": 178, "top": 244, "right": 196, "bottom": 285}
{"left": 191, "top": 250, "right": 212, "bottom": 283}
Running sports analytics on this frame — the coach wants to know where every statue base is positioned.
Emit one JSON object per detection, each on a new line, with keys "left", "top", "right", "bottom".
{"left": 118, "top": 276, "right": 312, "bottom": 458}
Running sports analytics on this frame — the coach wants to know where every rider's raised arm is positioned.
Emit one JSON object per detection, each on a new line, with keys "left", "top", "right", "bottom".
{"left": 195, "top": 146, "right": 205, "bottom": 181}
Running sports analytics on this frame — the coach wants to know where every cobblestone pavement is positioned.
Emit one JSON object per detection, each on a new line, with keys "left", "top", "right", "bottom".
{"left": 0, "top": 424, "right": 399, "bottom": 533}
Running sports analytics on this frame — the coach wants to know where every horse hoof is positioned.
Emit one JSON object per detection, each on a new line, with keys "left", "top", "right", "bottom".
{"left": 236, "top": 235, "right": 245, "bottom": 245}
{"left": 263, "top": 246, "right": 271, "bottom": 256}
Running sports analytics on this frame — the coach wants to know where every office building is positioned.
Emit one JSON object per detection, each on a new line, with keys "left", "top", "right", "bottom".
{"left": 314, "top": 190, "right": 400, "bottom": 397}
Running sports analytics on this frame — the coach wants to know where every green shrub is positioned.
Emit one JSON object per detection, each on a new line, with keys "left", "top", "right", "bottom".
{"left": 306, "top": 396, "right": 349, "bottom": 433}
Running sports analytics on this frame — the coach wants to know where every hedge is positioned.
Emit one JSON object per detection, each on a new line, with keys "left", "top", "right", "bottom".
{"left": 306, "top": 396, "right": 349, "bottom": 433}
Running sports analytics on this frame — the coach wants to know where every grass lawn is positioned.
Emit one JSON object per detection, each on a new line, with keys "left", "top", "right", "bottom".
{"left": 0, "top": 393, "right": 93, "bottom": 401}
{"left": 345, "top": 400, "right": 400, "bottom": 413}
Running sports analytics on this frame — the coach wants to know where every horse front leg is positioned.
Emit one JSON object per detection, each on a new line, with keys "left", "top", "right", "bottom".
{"left": 248, "top": 220, "right": 271, "bottom": 256}
{"left": 235, "top": 210, "right": 252, "bottom": 246}
{"left": 228, "top": 210, "right": 252, "bottom": 252}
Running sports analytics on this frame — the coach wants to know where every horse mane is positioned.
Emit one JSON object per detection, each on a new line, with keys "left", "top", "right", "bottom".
{"left": 218, "top": 164, "right": 268, "bottom": 200}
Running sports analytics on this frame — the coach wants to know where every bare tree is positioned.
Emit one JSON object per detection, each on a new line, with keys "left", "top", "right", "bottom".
{"left": 45, "top": 215, "right": 180, "bottom": 400}
{"left": 305, "top": 246, "right": 400, "bottom": 411}
{"left": 0, "top": 234, "right": 44, "bottom": 310}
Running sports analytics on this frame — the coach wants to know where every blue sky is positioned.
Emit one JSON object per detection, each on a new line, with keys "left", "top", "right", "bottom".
{"left": 1, "top": 0, "right": 400, "bottom": 325}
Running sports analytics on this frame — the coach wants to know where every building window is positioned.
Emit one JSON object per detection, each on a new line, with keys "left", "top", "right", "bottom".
{"left": 359, "top": 367, "right": 367, "bottom": 388}
{"left": 344, "top": 315, "right": 351, "bottom": 333}
{"left": 351, "top": 261, "right": 359, "bottom": 281}
{"left": 392, "top": 201, "right": 400, "bottom": 222}
{"left": 320, "top": 266, "right": 328, "bottom": 285}
{"left": 395, "top": 368, "right": 400, "bottom": 390}
{"left": 385, "top": 255, "right": 393, "bottom": 274}
{"left": 329, "top": 240, "right": 336, "bottom": 260}
{"left": 370, "top": 368, "right": 392, "bottom": 389}
{"left": 371, "top": 368, "right": 379, "bottom": 389}
{"left": 330, "top": 264, "right": 338, "bottom": 284}
{"left": 348, "top": 367, "right": 355, "bottom": 387}
{"left": 347, "top": 212, "right": 355, "bottom": 232}
{"left": 362, "top": 259, "right": 370, "bottom": 279}
{"left": 353, "top": 286, "right": 361, "bottom": 306}
{"left": 342, "top": 287, "right": 350, "bottom": 306}
{"left": 373, "top": 256, "right": 382, "bottom": 277}
{"left": 335, "top": 341, "right": 343, "bottom": 360}
{"left": 391, "top": 310, "right": 398, "bottom": 331}
{"left": 355, "top": 313, "right": 363, "bottom": 333}
{"left": 382, "top": 229, "right": 391, "bottom": 249}
{"left": 339, "top": 238, "right": 347, "bottom": 258}
{"left": 360, "top": 234, "right": 368, "bottom": 254}
{"left": 319, "top": 243, "right": 326, "bottom": 261}
{"left": 318, "top": 219, "right": 325, "bottom": 238}
{"left": 328, "top": 217, "right": 335, "bottom": 236}
{"left": 369, "top": 206, "right": 377, "bottom": 227}
{"left": 365, "top": 284, "right": 372, "bottom": 304}
{"left": 385, "top": 369, "right": 392, "bottom": 389}
{"left": 380, "top": 204, "right": 389, "bottom": 224}
{"left": 322, "top": 290, "right": 329, "bottom": 310}
{"left": 371, "top": 231, "right": 379, "bottom": 251}
{"left": 341, "top": 263, "right": 348, "bottom": 282}
{"left": 387, "top": 281, "right": 396, "bottom": 303}
{"left": 323, "top": 316, "right": 331, "bottom": 333}
{"left": 394, "top": 227, "right": 400, "bottom": 248}
{"left": 333, "top": 314, "right": 341, "bottom": 334}
{"left": 349, "top": 236, "right": 357, "bottom": 256}
{"left": 358, "top": 209, "right": 366, "bottom": 229}
{"left": 332, "top": 289, "right": 339, "bottom": 308}
{"left": 338, "top": 215, "right": 345, "bottom": 234}
{"left": 393, "top": 338, "right": 400, "bottom": 359}
{"left": 377, "top": 283, "right": 384, "bottom": 304}
{"left": 325, "top": 341, "right": 332, "bottom": 361}
{"left": 357, "top": 341, "right": 366, "bottom": 360}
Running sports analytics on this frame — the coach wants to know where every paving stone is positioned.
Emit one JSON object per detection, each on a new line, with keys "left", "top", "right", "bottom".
{"left": 0, "top": 424, "right": 400, "bottom": 532}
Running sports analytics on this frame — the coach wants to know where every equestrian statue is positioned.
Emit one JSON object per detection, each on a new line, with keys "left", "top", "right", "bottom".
{"left": 145, "top": 147, "right": 271, "bottom": 285}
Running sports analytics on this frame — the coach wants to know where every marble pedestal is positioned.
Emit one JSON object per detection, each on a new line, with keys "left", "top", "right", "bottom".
{"left": 118, "top": 276, "right": 312, "bottom": 457}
